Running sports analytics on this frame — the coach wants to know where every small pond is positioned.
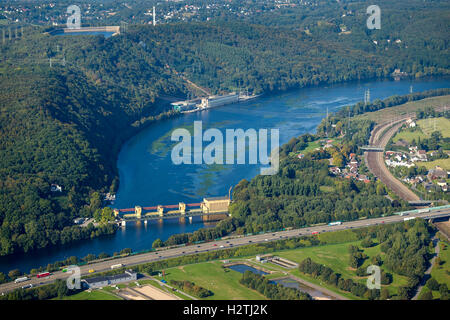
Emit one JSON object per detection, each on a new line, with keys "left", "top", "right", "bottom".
{"left": 227, "top": 264, "right": 268, "bottom": 275}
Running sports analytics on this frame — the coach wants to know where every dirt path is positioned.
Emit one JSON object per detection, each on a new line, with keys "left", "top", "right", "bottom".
{"left": 132, "top": 285, "right": 181, "bottom": 300}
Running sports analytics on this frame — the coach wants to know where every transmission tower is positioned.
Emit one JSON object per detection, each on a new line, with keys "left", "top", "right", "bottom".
{"left": 364, "top": 89, "right": 371, "bottom": 105}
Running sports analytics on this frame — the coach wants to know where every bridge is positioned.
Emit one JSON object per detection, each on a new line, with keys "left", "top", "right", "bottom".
{"left": 361, "top": 145, "right": 384, "bottom": 152}
{"left": 113, "top": 196, "right": 231, "bottom": 226}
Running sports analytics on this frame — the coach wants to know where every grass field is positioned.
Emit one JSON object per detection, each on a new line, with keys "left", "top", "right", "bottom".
{"left": 148, "top": 234, "right": 411, "bottom": 300}
{"left": 420, "top": 158, "right": 450, "bottom": 171}
{"left": 417, "top": 117, "right": 450, "bottom": 137}
{"left": 392, "top": 128, "right": 427, "bottom": 144}
{"left": 354, "top": 95, "right": 450, "bottom": 124}
{"left": 276, "top": 241, "right": 409, "bottom": 297}
{"left": 302, "top": 141, "right": 322, "bottom": 153}
{"left": 431, "top": 240, "right": 450, "bottom": 289}
{"left": 154, "top": 261, "right": 267, "bottom": 300}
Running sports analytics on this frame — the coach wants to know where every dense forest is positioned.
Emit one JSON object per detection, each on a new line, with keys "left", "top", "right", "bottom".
{"left": 0, "top": 0, "right": 449, "bottom": 256}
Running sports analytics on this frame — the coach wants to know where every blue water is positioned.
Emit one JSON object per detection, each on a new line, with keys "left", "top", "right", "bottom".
{"left": 227, "top": 264, "right": 269, "bottom": 275}
{"left": 0, "top": 76, "right": 449, "bottom": 274}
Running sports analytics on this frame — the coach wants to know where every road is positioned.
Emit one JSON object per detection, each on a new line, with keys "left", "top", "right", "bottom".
{"left": 2, "top": 207, "right": 449, "bottom": 295}
{"left": 412, "top": 236, "right": 440, "bottom": 300}
{"left": 365, "top": 118, "right": 420, "bottom": 202}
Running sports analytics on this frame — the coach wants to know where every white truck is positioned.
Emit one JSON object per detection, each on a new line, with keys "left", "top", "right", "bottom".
{"left": 14, "top": 276, "right": 29, "bottom": 283}
{"left": 404, "top": 217, "right": 416, "bottom": 221}
{"left": 418, "top": 208, "right": 430, "bottom": 214}
{"left": 110, "top": 263, "right": 124, "bottom": 269}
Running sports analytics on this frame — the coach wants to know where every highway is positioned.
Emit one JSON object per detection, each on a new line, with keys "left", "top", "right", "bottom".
{"left": 1, "top": 207, "right": 449, "bottom": 295}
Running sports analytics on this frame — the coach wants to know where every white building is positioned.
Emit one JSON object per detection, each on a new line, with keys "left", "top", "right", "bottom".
{"left": 201, "top": 93, "right": 239, "bottom": 109}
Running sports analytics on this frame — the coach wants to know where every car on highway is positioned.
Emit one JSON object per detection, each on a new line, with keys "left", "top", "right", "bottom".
{"left": 213, "top": 244, "right": 217, "bottom": 246}
{"left": 249, "top": 240, "right": 252, "bottom": 243}
{"left": 220, "top": 245, "right": 224, "bottom": 248}
{"left": 265, "top": 239, "right": 268, "bottom": 241}
{"left": 89, "top": 269, "right": 95, "bottom": 273}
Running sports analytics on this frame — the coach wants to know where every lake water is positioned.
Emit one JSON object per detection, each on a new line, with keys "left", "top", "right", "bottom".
{"left": 227, "top": 264, "right": 269, "bottom": 275}
{"left": 1, "top": 76, "right": 449, "bottom": 274}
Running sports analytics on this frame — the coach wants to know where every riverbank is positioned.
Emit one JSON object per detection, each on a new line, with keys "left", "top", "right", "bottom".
{"left": 1, "top": 77, "right": 449, "bottom": 275}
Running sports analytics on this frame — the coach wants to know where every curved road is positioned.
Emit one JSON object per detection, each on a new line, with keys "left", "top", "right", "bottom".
{"left": 1, "top": 208, "right": 449, "bottom": 296}
{"left": 365, "top": 118, "right": 420, "bottom": 202}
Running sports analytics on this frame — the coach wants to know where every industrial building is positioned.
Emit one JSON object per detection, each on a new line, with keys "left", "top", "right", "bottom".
{"left": 201, "top": 196, "right": 231, "bottom": 213}
{"left": 201, "top": 93, "right": 239, "bottom": 109}
{"left": 82, "top": 270, "right": 137, "bottom": 289}
{"left": 171, "top": 100, "right": 197, "bottom": 112}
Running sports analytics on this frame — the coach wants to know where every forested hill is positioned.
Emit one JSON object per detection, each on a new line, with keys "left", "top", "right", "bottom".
{"left": 0, "top": 1, "right": 449, "bottom": 256}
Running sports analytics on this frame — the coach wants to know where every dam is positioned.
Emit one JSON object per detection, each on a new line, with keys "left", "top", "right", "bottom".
{"left": 114, "top": 196, "right": 231, "bottom": 226}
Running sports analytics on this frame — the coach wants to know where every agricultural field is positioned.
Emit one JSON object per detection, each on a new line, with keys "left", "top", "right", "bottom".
{"left": 417, "top": 117, "right": 450, "bottom": 137}
{"left": 420, "top": 158, "right": 450, "bottom": 171}
{"left": 392, "top": 128, "right": 427, "bottom": 144}
{"left": 354, "top": 95, "right": 450, "bottom": 124}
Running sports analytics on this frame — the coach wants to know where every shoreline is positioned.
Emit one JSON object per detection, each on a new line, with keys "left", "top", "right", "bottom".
{"left": 1, "top": 76, "right": 449, "bottom": 273}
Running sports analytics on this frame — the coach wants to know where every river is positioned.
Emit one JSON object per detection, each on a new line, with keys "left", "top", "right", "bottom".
{"left": 1, "top": 77, "right": 449, "bottom": 274}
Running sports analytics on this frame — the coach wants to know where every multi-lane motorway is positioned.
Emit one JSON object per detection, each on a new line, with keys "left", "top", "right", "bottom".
{"left": 1, "top": 207, "right": 449, "bottom": 295}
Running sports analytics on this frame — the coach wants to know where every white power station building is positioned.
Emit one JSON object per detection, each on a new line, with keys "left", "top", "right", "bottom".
{"left": 201, "top": 93, "right": 239, "bottom": 109}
